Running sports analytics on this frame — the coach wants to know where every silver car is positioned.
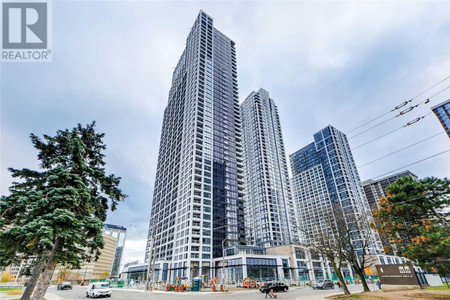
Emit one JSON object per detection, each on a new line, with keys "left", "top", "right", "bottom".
{"left": 312, "top": 279, "right": 334, "bottom": 289}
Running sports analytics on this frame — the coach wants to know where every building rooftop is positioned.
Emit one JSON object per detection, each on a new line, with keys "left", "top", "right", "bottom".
{"left": 431, "top": 98, "right": 450, "bottom": 110}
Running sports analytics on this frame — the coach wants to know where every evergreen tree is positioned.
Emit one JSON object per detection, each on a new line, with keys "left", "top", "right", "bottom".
{"left": 0, "top": 122, "right": 126, "bottom": 300}
{"left": 374, "top": 176, "right": 449, "bottom": 276}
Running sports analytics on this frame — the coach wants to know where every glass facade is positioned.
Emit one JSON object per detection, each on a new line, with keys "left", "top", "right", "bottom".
{"left": 246, "top": 258, "right": 278, "bottom": 281}
{"left": 227, "top": 258, "right": 243, "bottom": 283}
{"left": 290, "top": 125, "right": 383, "bottom": 254}
{"left": 241, "top": 89, "right": 296, "bottom": 247}
{"left": 146, "top": 11, "right": 244, "bottom": 280}
{"left": 432, "top": 99, "right": 450, "bottom": 138}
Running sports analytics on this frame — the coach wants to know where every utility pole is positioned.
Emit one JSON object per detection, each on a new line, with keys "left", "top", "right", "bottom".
{"left": 145, "top": 216, "right": 158, "bottom": 291}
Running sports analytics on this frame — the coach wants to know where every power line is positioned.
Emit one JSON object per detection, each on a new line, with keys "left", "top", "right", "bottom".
{"left": 352, "top": 127, "right": 403, "bottom": 150}
{"left": 346, "top": 75, "right": 450, "bottom": 134}
{"left": 352, "top": 112, "right": 433, "bottom": 150}
{"left": 346, "top": 111, "right": 391, "bottom": 135}
{"left": 357, "top": 132, "right": 445, "bottom": 168}
{"left": 349, "top": 116, "right": 396, "bottom": 139}
{"left": 372, "top": 149, "right": 450, "bottom": 179}
{"left": 417, "top": 85, "right": 450, "bottom": 105}
{"left": 348, "top": 85, "right": 450, "bottom": 139}
{"left": 411, "top": 76, "right": 450, "bottom": 100}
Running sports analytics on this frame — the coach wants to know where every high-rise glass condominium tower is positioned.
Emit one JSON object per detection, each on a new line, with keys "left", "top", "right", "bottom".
{"left": 431, "top": 99, "right": 450, "bottom": 138}
{"left": 146, "top": 11, "right": 245, "bottom": 280}
{"left": 290, "top": 125, "right": 383, "bottom": 253}
{"left": 240, "top": 88, "right": 295, "bottom": 247}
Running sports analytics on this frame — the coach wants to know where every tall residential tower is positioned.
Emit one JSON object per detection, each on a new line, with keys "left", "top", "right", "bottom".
{"left": 431, "top": 98, "right": 450, "bottom": 138}
{"left": 146, "top": 11, "right": 245, "bottom": 280}
{"left": 290, "top": 125, "right": 383, "bottom": 253}
{"left": 240, "top": 89, "right": 296, "bottom": 247}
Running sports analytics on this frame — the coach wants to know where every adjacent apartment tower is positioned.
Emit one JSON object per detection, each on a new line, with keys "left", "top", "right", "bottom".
{"left": 362, "top": 171, "right": 418, "bottom": 254}
{"left": 290, "top": 125, "right": 383, "bottom": 253}
{"left": 431, "top": 98, "right": 450, "bottom": 138}
{"left": 241, "top": 89, "right": 296, "bottom": 247}
{"left": 146, "top": 11, "right": 245, "bottom": 280}
{"left": 362, "top": 170, "right": 418, "bottom": 212}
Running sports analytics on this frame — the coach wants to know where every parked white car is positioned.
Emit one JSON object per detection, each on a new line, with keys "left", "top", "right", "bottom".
{"left": 86, "top": 282, "right": 111, "bottom": 298}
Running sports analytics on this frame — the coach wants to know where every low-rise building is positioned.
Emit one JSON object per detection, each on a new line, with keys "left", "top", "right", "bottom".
{"left": 267, "top": 244, "right": 354, "bottom": 283}
{"left": 102, "top": 224, "right": 127, "bottom": 278}
{"left": 52, "top": 233, "right": 117, "bottom": 282}
{"left": 213, "top": 245, "right": 290, "bottom": 284}
{"left": 0, "top": 257, "right": 35, "bottom": 284}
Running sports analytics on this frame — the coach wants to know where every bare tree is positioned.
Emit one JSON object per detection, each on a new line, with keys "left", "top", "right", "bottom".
{"left": 335, "top": 208, "right": 380, "bottom": 292}
{"left": 299, "top": 210, "right": 351, "bottom": 295}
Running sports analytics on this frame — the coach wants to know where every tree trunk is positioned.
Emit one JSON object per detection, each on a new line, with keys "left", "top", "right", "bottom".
{"left": 28, "top": 237, "right": 62, "bottom": 300}
{"left": 330, "top": 261, "right": 351, "bottom": 295}
{"left": 31, "top": 261, "right": 56, "bottom": 300}
{"left": 337, "top": 272, "right": 351, "bottom": 295}
{"left": 21, "top": 254, "right": 45, "bottom": 300}
{"left": 354, "top": 265, "right": 370, "bottom": 292}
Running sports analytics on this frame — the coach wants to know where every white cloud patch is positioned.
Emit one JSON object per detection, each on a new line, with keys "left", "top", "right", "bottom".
{"left": 121, "top": 238, "right": 147, "bottom": 266}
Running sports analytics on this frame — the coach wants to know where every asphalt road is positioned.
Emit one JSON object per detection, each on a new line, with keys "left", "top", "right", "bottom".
{"left": 49, "top": 284, "right": 367, "bottom": 300}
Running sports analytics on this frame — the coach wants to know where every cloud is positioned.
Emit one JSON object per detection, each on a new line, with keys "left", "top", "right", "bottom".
{"left": 121, "top": 238, "right": 147, "bottom": 266}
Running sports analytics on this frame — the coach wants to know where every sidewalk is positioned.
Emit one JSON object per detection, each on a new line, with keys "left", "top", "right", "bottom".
{"left": 324, "top": 288, "right": 450, "bottom": 300}
{"left": 0, "top": 291, "right": 64, "bottom": 300}
{"left": 0, "top": 291, "right": 63, "bottom": 300}
{"left": 296, "top": 284, "right": 368, "bottom": 300}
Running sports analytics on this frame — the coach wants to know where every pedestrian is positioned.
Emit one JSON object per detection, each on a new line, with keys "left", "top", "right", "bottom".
{"left": 337, "top": 281, "right": 341, "bottom": 290}
{"left": 265, "top": 286, "right": 272, "bottom": 298}
{"left": 376, "top": 280, "right": 381, "bottom": 289}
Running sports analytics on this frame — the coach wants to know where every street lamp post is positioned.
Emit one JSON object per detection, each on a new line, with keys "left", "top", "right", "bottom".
{"left": 145, "top": 217, "right": 158, "bottom": 291}
{"left": 221, "top": 237, "right": 229, "bottom": 288}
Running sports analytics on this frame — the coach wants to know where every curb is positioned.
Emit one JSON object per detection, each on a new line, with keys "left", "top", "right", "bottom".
{"left": 110, "top": 288, "right": 260, "bottom": 295}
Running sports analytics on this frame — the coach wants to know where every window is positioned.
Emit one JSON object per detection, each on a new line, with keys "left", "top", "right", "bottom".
{"left": 295, "top": 249, "right": 306, "bottom": 259}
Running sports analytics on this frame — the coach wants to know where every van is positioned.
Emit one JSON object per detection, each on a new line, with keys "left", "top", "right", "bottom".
{"left": 86, "top": 282, "right": 112, "bottom": 298}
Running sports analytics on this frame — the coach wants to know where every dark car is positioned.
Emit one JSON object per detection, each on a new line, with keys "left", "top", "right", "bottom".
{"left": 259, "top": 282, "right": 289, "bottom": 293}
{"left": 312, "top": 279, "right": 334, "bottom": 290}
{"left": 57, "top": 282, "right": 73, "bottom": 290}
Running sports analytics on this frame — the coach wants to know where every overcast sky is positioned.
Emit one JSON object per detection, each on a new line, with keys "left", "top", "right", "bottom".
{"left": 1, "top": 1, "right": 450, "bottom": 268}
